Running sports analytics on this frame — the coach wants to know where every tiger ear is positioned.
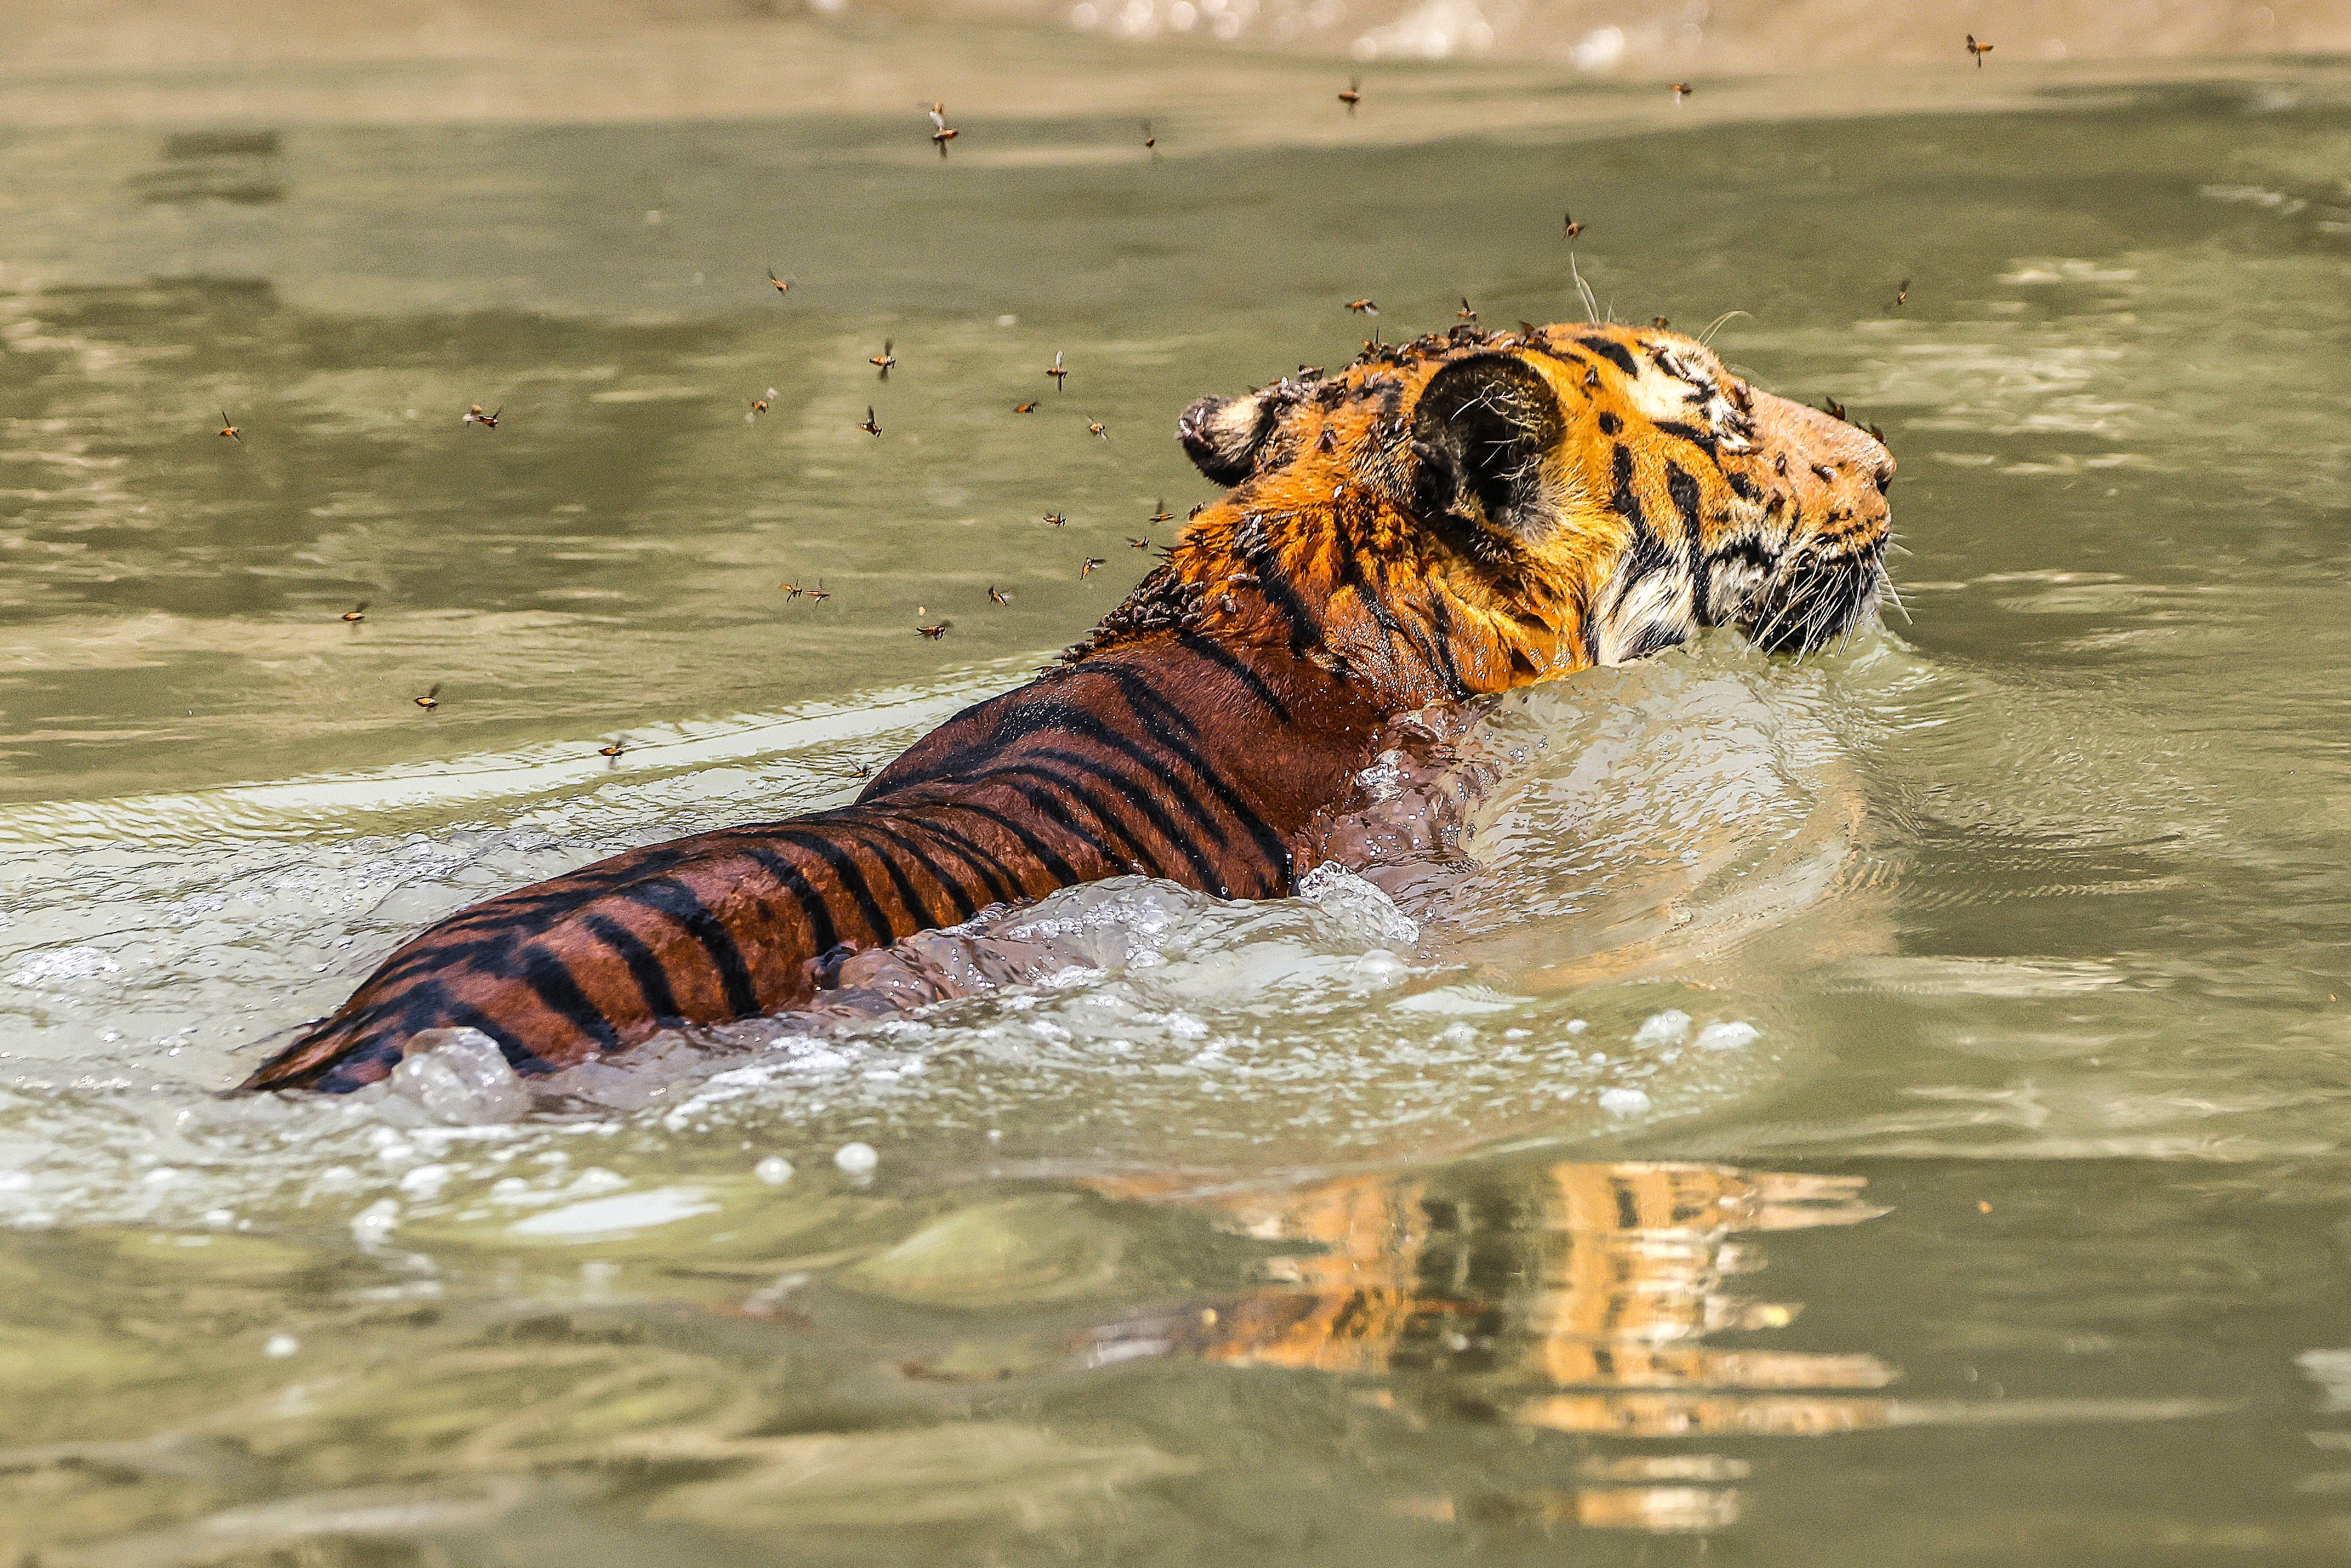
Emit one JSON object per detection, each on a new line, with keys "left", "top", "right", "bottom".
{"left": 1178, "top": 389, "right": 1283, "bottom": 486}
{"left": 1410, "top": 354, "right": 1567, "bottom": 541}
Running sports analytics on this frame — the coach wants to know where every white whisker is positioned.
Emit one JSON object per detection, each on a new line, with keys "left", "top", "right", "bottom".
{"left": 1698, "top": 309, "right": 1751, "bottom": 348}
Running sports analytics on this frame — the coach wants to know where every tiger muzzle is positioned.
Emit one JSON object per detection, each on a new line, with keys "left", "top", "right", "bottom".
{"left": 1740, "top": 390, "right": 1894, "bottom": 654}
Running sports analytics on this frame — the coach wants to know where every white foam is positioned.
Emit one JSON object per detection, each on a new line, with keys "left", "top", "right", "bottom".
{"left": 508, "top": 1186, "right": 717, "bottom": 1238}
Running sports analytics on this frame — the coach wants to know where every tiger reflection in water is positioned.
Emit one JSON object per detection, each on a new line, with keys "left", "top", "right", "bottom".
{"left": 1084, "top": 1160, "right": 1894, "bottom": 1535}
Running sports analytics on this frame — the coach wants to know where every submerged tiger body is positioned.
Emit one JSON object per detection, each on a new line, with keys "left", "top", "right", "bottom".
{"left": 241, "top": 321, "right": 1893, "bottom": 1093}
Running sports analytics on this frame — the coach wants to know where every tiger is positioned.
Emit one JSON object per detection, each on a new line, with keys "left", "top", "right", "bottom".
{"left": 238, "top": 319, "right": 1894, "bottom": 1093}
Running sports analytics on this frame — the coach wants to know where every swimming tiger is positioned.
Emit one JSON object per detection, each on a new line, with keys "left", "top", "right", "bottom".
{"left": 239, "top": 320, "right": 1894, "bottom": 1093}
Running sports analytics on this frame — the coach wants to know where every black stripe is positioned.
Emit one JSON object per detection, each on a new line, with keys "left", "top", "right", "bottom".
{"left": 1024, "top": 748, "right": 1228, "bottom": 890}
{"left": 734, "top": 847, "right": 841, "bottom": 957}
{"left": 580, "top": 912, "right": 685, "bottom": 1026}
{"left": 1422, "top": 592, "right": 1470, "bottom": 696}
{"left": 429, "top": 847, "right": 702, "bottom": 926}
{"left": 842, "top": 818, "right": 979, "bottom": 922}
{"left": 1333, "top": 541, "right": 1413, "bottom": 657}
{"left": 1608, "top": 445, "right": 1679, "bottom": 605}
{"left": 1172, "top": 634, "right": 1291, "bottom": 722}
{"left": 994, "top": 776, "right": 1155, "bottom": 879}
{"left": 441, "top": 1000, "right": 554, "bottom": 1075}
{"left": 312, "top": 1037, "right": 405, "bottom": 1093}
{"left": 950, "top": 802, "right": 1084, "bottom": 886}
{"left": 1090, "top": 660, "right": 1206, "bottom": 741}
{"left": 318, "top": 980, "right": 546, "bottom": 1087}
{"left": 619, "top": 877, "right": 762, "bottom": 1017}
{"left": 1032, "top": 711, "right": 1231, "bottom": 848}
{"left": 1101, "top": 668, "right": 1292, "bottom": 873}
{"left": 1576, "top": 336, "right": 1641, "bottom": 377}
{"left": 986, "top": 763, "right": 1171, "bottom": 878}
{"left": 515, "top": 944, "right": 626, "bottom": 1052}
{"left": 1665, "top": 461, "right": 1711, "bottom": 625}
{"left": 775, "top": 829, "right": 899, "bottom": 946}
{"left": 898, "top": 813, "right": 1024, "bottom": 905}
{"left": 1622, "top": 621, "right": 1688, "bottom": 659}
{"left": 367, "top": 930, "right": 534, "bottom": 988}
{"left": 1230, "top": 520, "right": 1317, "bottom": 655}
{"left": 1653, "top": 420, "right": 1718, "bottom": 461}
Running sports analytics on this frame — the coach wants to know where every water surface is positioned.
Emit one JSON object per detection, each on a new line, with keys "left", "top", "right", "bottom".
{"left": 6, "top": 56, "right": 2351, "bottom": 1565}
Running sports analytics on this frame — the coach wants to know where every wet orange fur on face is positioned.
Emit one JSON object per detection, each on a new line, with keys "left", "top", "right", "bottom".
{"left": 1098, "top": 319, "right": 1894, "bottom": 700}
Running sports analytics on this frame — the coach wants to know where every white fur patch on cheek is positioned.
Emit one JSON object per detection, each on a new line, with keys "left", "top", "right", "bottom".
{"left": 1597, "top": 568, "right": 1695, "bottom": 666}
{"left": 1708, "top": 555, "right": 1766, "bottom": 622}
{"left": 1621, "top": 367, "right": 1697, "bottom": 426}
{"left": 1709, "top": 393, "right": 1756, "bottom": 453}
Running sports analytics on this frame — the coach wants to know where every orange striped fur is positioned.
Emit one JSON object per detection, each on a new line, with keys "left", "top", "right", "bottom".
{"left": 239, "top": 322, "right": 1891, "bottom": 1093}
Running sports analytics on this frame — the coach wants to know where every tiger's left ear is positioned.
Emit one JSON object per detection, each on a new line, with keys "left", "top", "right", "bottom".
{"left": 1178, "top": 389, "right": 1284, "bottom": 486}
{"left": 1410, "top": 355, "right": 1566, "bottom": 542}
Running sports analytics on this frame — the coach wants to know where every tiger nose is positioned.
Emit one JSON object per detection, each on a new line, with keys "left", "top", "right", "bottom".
{"left": 1751, "top": 389, "right": 1894, "bottom": 495}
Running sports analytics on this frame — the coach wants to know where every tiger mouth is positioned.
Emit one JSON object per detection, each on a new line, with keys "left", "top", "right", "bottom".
{"left": 1741, "top": 540, "right": 1889, "bottom": 655}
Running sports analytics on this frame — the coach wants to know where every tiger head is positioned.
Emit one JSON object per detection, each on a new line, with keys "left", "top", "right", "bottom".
{"left": 1137, "top": 320, "right": 1894, "bottom": 703}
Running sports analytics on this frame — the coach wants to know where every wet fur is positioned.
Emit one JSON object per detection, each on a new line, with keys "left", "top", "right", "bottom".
{"left": 240, "top": 322, "right": 1892, "bottom": 1093}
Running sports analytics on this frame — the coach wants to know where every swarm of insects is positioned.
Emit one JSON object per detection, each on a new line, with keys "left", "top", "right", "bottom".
{"left": 1671, "top": 82, "right": 1691, "bottom": 100}
{"left": 463, "top": 404, "right": 500, "bottom": 428}
{"left": 869, "top": 341, "right": 896, "bottom": 380}
{"left": 807, "top": 580, "right": 831, "bottom": 602}
{"left": 1013, "top": 401, "right": 1037, "bottom": 414}
{"left": 217, "top": 411, "right": 241, "bottom": 441}
{"left": 1041, "top": 510, "right": 1068, "bottom": 527}
{"left": 1892, "top": 277, "right": 1911, "bottom": 310}
{"left": 1046, "top": 351, "right": 1068, "bottom": 389}
{"left": 927, "top": 103, "right": 959, "bottom": 156}
{"left": 779, "top": 579, "right": 804, "bottom": 599}
{"left": 1088, "top": 420, "right": 1108, "bottom": 440}
{"left": 598, "top": 740, "right": 627, "bottom": 760}
{"left": 988, "top": 585, "right": 1010, "bottom": 604}
{"left": 1821, "top": 395, "right": 1849, "bottom": 423}
{"left": 1562, "top": 210, "right": 1583, "bottom": 240}
{"left": 340, "top": 602, "right": 367, "bottom": 623}
{"left": 1966, "top": 33, "right": 1992, "bottom": 65}
{"left": 1126, "top": 536, "right": 1151, "bottom": 551}
{"left": 767, "top": 268, "right": 792, "bottom": 293}
{"left": 858, "top": 407, "right": 882, "bottom": 436}
{"left": 746, "top": 388, "right": 778, "bottom": 423}
{"left": 1080, "top": 557, "right": 1106, "bottom": 577}
{"left": 1149, "top": 500, "right": 1175, "bottom": 524}
{"left": 1652, "top": 316, "right": 1670, "bottom": 329}
{"left": 1338, "top": 76, "right": 1362, "bottom": 115}
{"left": 1346, "top": 298, "right": 1379, "bottom": 316}
{"left": 847, "top": 761, "right": 875, "bottom": 779}
{"left": 1458, "top": 297, "right": 1478, "bottom": 322}
{"left": 917, "top": 620, "right": 952, "bottom": 639}
{"left": 1141, "top": 120, "right": 1158, "bottom": 156}
{"left": 414, "top": 684, "right": 441, "bottom": 711}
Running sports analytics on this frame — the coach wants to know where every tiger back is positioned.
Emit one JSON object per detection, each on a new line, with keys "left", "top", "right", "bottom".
{"left": 240, "top": 321, "right": 1893, "bottom": 1092}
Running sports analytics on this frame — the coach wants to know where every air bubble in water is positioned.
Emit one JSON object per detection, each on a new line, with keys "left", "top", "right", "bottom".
{"left": 264, "top": 1333, "right": 300, "bottom": 1358}
{"left": 1695, "top": 1021, "right": 1760, "bottom": 1052}
{"left": 1599, "top": 1087, "right": 1652, "bottom": 1117}
{"left": 1633, "top": 1009, "right": 1693, "bottom": 1048}
{"left": 834, "top": 1142, "right": 878, "bottom": 1175}
{"left": 754, "top": 1156, "right": 795, "bottom": 1185}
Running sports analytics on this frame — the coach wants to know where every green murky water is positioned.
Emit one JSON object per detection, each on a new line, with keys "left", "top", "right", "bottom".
{"left": 6, "top": 53, "right": 2351, "bottom": 1566}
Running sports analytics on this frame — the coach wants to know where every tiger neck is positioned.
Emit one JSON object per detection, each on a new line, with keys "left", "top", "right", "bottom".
{"left": 1144, "top": 497, "right": 1602, "bottom": 714}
